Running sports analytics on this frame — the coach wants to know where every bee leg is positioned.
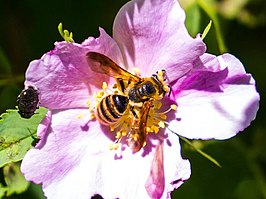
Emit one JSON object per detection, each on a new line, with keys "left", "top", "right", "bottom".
{"left": 130, "top": 106, "right": 138, "bottom": 118}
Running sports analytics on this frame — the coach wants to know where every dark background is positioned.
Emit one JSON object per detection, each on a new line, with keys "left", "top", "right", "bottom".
{"left": 0, "top": 0, "right": 265, "bottom": 198}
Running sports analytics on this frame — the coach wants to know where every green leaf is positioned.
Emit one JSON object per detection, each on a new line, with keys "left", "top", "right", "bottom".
{"left": 0, "top": 107, "right": 47, "bottom": 168}
{"left": 58, "top": 22, "right": 74, "bottom": 42}
{"left": 3, "top": 162, "right": 30, "bottom": 196}
{"left": 0, "top": 184, "right": 8, "bottom": 198}
{"left": 179, "top": 135, "right": 222, "bottom": 168}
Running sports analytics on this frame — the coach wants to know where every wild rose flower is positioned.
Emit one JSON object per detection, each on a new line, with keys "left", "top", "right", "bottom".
{"left": 21, "top": 0, "right": 259, "bottom": 198}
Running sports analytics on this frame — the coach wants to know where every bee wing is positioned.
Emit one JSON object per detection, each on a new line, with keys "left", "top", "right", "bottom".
{"left": 86, "top": 52, "right": 141, "bottom": 82}
{"left": 128, "top": 100, "right": 153, "bottom": 153}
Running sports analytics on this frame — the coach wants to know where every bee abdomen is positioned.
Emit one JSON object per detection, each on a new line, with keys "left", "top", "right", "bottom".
{"left": 96, "top": 95, "right": 129, "bottom": 125}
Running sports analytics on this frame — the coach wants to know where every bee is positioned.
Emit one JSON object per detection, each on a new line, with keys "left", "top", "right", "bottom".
{"left": 87, "top": 52, "right": 170, "bottom": 152}
{"left": 17, "top": 86, "right": 39, "bottom": 119}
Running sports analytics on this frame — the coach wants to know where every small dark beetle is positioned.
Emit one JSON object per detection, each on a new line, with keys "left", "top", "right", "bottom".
{"left": 17, "top": 86, "right": 39, "bottom": 118}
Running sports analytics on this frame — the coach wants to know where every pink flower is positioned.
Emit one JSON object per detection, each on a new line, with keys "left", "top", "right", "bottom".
{"left": 21, "top": 0, "right": 259, "bottom": 198}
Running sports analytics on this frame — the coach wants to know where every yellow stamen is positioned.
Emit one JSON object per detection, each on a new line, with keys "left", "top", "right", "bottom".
{"left": 96, "top": 90, "right": 104, "bottom": 98}
{"left": 146, "top": 127, "right": 152, "bottom": 132}
{"left": 151, "top": 125, "right": 159, "bottom": 133}
{"left": 170, "top": 104, "right": 177, "bottom": 110}
{"left": 90, "top": 113, "right": 95, "bottom": 120}
{"left": 154, "top": 101, "right": 162, "bottom": 109}
{"left": 158, "top": 121, "right": 165, "bottom": 128}
{"left": 116, "top": 131, "right": 122, "bottom": 139}
{"left": 102, "top": 82, "right": 108, "bottom": 90}
{"left": 159, "top": 114, "right": 167, "bottom": 120}
{"left": 121, "top": 131, "right": 127, "bottom": 137}
{"left": 109, "top": 143, "right": 119, "bottom": 150}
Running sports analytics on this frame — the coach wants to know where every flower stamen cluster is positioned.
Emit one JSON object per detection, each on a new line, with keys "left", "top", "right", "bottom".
{"left": 88, "top": 69, "right": 177, "bottom": 152}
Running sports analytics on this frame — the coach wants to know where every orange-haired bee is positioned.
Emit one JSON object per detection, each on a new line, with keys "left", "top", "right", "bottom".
{"left": 87, "top": 52, "right": 170, "bottom": 152}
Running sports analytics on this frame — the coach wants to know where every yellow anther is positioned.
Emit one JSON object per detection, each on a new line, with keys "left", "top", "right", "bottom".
{"left": 159, "top": 114, "right": 167, "bottom": 120}
{"left": 90, "top": 113, "right": 95, "bottom": 120}
{"left": 151, "top": 125, "right": 159, "bottom": 133}
{"left": 96, "top": 90, "right": 104, "bottom": 98}
{"left": 158, "top": 121, "right": 165, "bottom": 128}
{"left": 132, "top": 67, "right": 140, "bottom": 76}
{"left": 154, "top": 101, "right": 162, "bottom": 109}
{"left": 170, "top": 104, "right": 177, "bottom": 110}
{"left": 146, "top": 127, "right": 152, "bottom": 132}
{"left": 116, "top": 131, "right": 122, "bottom": 139}
{"left": 143, "top": 141, "right": 147, "bottom": 147}
{"left": 109, "top": 143, "right": 119, "bottom": 150}
{"left": 89, "top": 107, "right": 94, "bottom": 112}
{"left": 133, "top": 134, "right": 140, "bottom": 141}
{"left": 102, "top": 82, "right": 108, "bottom": 90}
{"left": 121, "top": 131, "right": 127, "bottom": 136}
{"left": 86, "top": 100, "right": 91, "bottom": 107}
{"left": 76, "top": 113, "right": 84, "bottom": 119}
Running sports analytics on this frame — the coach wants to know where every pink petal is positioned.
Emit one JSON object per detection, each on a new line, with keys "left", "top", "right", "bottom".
{"left": 25, "top": 28, "right": 122, "bottom": 110}
{"left": 168, "top": 53, "right": 259, "bottom": 139}
{"left": 21, "top": 109, "right": 190, "bottom": 199}
{"left": 113, "top": 0, "right": 206, "bottom": 81}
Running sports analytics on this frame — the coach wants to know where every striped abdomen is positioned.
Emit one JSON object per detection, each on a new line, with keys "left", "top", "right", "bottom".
{"left": 96, "top": 94, "right": 129, "bottom": 125}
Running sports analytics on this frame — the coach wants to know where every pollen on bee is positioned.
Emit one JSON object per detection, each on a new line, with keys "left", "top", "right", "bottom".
{"left": 157, "top": 70, "right": 164, "bottom": 82}
{"left": 163, "top": 85, "right": 170, "bottom": 93}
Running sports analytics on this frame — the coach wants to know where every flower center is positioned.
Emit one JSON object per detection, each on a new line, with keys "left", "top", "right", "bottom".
{"left": 87, "top": 69, "right": 176, "bottom": 153}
